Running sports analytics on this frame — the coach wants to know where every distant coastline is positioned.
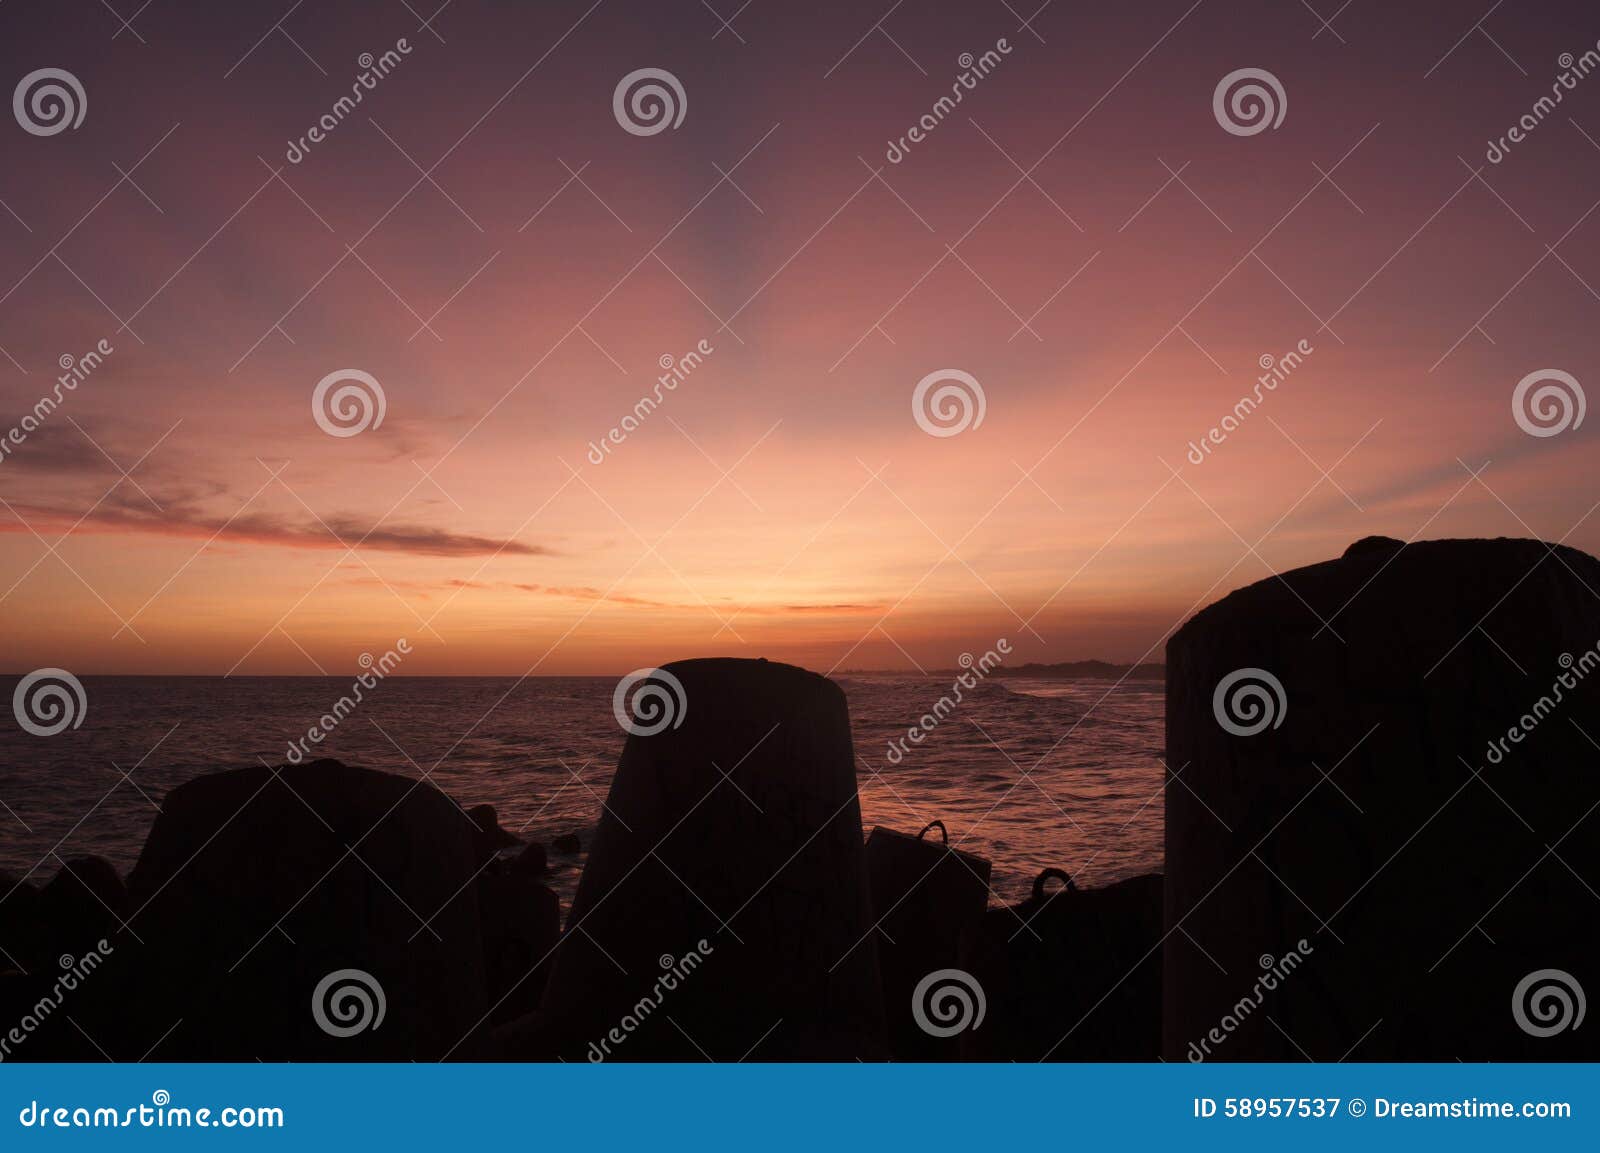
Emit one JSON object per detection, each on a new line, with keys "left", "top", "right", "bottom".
{"left": 841, "top": 660, "right": 1165, "bottom": 680}
{"left": 994, "top": 660, "right": 1165, "bottom": 679}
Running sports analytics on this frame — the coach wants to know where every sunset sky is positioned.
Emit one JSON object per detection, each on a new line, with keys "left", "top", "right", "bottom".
{"left": 1, "top": 0, "right": 1597, "bottom": 674}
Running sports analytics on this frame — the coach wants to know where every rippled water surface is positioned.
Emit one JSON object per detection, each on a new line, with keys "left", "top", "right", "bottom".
{"left": 0, "top": 675, "right": 1164, "bottom": 908}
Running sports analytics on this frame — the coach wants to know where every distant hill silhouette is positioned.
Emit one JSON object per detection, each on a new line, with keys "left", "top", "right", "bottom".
{"left": 991, "top": 659, "right": 1164, "bottom": 679}
{"left": 841, "top": 660, "right": 1165, "bottom": 679}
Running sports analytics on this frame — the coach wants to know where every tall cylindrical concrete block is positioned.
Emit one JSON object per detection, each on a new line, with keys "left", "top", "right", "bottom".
{"left": 533, "top": 658, "right": 885, "bottom": 1060}
{"left": 1165, "top": 537, "right": 1600, "bottom": 1061}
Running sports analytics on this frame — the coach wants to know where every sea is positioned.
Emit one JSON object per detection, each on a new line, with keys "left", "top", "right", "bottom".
{"left": 0, "top": 675, "right": 1165, "bottom": 910}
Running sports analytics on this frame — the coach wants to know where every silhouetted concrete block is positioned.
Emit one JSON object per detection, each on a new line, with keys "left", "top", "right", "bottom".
{"left": 39, "top": 856, "right": 126, "bottom": 954}
{"left": 92, "top": 759, "right": 487, "bottom": 1060}
{"left": 479, "top": 866, "right": 560, "bottom": 1025}
{"left": 467, "top": 803, "right": 521, "bottom": 859}
{"left": 1166, "top": 537, "right": 1600, "bottom": 1060}
{"left": 0, "top": 871, "right": 40, "bottom": 970}
{"left": 527, "top": 658, "right": 886, "bottom": 1060}
{"left": 512, "top": 842, "right": 548, "bottom": 877}
{"left": 866, "top": 819, "right": 991, "bottom": 1059}
{"left": 961, "top": 870, "right": 1162, "bottom": 1060}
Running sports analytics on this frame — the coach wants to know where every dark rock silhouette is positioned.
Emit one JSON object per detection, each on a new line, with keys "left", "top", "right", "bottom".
{"left": 88, "top": 759, "right": 487, "bottom": 1060}
{"left": 0, "top": 861, "right": 128, "bottom": 1061}
{"left": 0, "top": 869, "right": 43, "bottom": 973}
{"left": 960, "top": 870, "right": 1162, "bottom": 1060}
{"left": 38, "top": 856, "right": 126, "bottom": 956}
{"left": 552, "top": 832, "right": 581, "bottom": 854}
{"left": 512, "top": 841, "right": 548, "bottom": 877}
{"left": 477, "top": 863, "right": 560, "bottom": 1025}
{"left": 1166, "top": 537, "right": 1600, "bottom": 1060}
{"left": 467, "top": 803, "right": 521, "bottom": 858}
{"left": 508, "top": 658, "right": 885, "bottom": 1060}
{"left": 865, "top": 819, "right": 991, "bottom": 1059}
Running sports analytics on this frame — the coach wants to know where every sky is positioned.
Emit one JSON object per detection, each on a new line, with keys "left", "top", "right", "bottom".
{"left": 0, "top": 0, "right": 1597, "bottom": 675}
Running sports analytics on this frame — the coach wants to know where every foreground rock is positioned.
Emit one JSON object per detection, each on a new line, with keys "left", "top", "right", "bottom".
{"left": 0, "top": 857, "right": 125, "bottom": 978}
{"left": 866, "top": 820, "right": 991, "bottom": 1059}
{"left": 0, "top": 860, "right": 126, "bottom": 1061}
{"left": 478, "top": 863, "right": 560, "bottom": 1024}
{"left": 1166, "top": 537, "right": 1600, "bottom": 1060}
{"left": 961, "top": 871, "right": 1162, "bottom": 1060}
{"left": 505, "top": 658, "right": 885, "bottom": 1059}
{"left": 93, "top": 759, "right": 488, "bottom": 1060}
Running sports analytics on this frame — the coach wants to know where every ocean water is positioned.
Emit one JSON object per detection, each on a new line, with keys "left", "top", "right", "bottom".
{"left": 0, "top": 675, "right": 1164, "bottom": 908}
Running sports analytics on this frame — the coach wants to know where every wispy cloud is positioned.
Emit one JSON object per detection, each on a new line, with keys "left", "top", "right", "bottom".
{"left": 0, "top": 422, "right": 552, "bottom": 558}
{"left": 0, "top": 498, "right": 553, "bottom": 557}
